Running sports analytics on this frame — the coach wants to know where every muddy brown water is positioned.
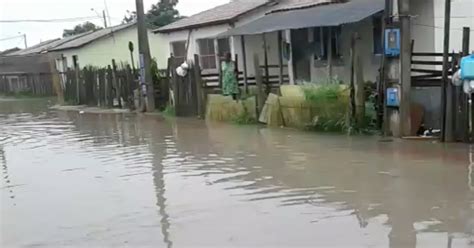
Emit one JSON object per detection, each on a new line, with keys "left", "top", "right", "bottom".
{"left": 1, "top": 99, "right": 473, "bottom": 247}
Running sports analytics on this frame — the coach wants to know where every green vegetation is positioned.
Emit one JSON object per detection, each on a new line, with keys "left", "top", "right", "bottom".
{"left": 162, "top": 105, "right": 175, "bottom": 116}
{"left": 63, "top": 22, "right": 101, "bottom": 37}
{"left": 301, "top": 83, "right": 349, "bottom": 132}
{"left": 123, "top": 1, "right": 183, "bottom": 28}
{"left": 0, "top": 90, "right": 50, "bottom": 99}
{"left": 232, "top": 106, "right": 257, "bottom": 125}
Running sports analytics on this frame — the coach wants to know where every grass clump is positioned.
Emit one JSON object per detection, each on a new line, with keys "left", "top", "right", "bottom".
{"left": 1, "top": 90, "right": 42, "bottom": 98}
{"left": 162, "top": 105, "right": 175, "bottom": 116}
{"left": 301, "top": 83, "right": 349, "bottom": 133}
{"left": 232, "top": 108, "right": 257, "bottom": 125}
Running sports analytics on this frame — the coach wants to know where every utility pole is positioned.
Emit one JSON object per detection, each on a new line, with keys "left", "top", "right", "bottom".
{"left": 22, "top": 34, "right": 27, "bottom": 48}
{"left": 135, "top": 0, "right": 155, "bottom": 112}
{"left": 441, "top": 0, "right": 453, "bottom": 142}
{"left": 399, "top": 0, "right": 412, "bottom": 137}
{"left": 102, "top": 10, "right": 108, "bottom": 28}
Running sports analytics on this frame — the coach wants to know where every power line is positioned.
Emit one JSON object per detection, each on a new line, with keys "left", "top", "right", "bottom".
{"left": 413, "top": 23, "right": 474, "bottom": 32}
{"left": 0, "top": 16, "right": 102, "bottom": 23}
{"left": 0, "top": 34, "right": 24, "bottom": 42}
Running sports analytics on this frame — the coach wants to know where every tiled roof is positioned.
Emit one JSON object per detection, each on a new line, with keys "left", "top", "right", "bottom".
{"left": 155, "top": 0, "right": 272, "bottom": 33}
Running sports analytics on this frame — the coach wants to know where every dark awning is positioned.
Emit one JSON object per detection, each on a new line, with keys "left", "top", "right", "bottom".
{"left": 217, "top": 0, "right": 384, "bottom": 37}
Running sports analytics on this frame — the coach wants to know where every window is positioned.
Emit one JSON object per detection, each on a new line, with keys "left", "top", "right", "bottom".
{"left": 217, "top": 38, "right": 231, "bottom": 58}
{"left": 171, "top": 41, "right": 187, "bottom": 63}
{"left": 373, "top": 16, "right": 383, "bottom": 55}
{"left": 313, "top": 26, "right": 342, "bottom": 61}
{"left": 198, "top": 39, "right": 216, "bottom": 70}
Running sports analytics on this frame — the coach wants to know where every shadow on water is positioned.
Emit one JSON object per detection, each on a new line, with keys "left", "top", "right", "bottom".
{"left": 0, "top": 99, "right": 473, "bottom": 247}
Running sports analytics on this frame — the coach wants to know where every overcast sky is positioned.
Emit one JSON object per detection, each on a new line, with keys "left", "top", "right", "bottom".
{"left": 0, "top": 0, "right": 228, "bottom": 51}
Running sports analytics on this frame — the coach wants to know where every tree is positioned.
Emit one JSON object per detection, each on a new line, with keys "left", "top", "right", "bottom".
{"left": 122, "top": 0, "right": 182, "bottom": 28}
{"left": 63, "top": 22, "right": 102, "bottom": 37}
{"left": 123, "top": 10, "right": 137, "bottom": 24}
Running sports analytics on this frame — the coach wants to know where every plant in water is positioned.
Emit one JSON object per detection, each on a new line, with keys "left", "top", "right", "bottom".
{"left": 301, "top": 82, "right": 349, "bottom": 132}
{"left": 232, "top": 104, "right": 257, "bottom": 125}
{"left": 162, "top": 105, "right": 175, "bottom": 116}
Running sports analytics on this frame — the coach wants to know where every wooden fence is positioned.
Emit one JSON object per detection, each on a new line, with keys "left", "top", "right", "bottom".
{"left": 168, "top": 53, "right": 290, "bottom": 118}
{"left": 63, "top": 65, "right": 137, "bottom": 108}
{"left": 411, "top": 52, "right": 457, "bottom": 87}
{"left": 0, "top": 73, "right": 54, "bottom": 96}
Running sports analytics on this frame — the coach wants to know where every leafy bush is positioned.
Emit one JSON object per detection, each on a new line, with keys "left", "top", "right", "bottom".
{"left": 301, "top": 83, "right": 349, "bottom": 132}
{"left": 232, "top": 102, "right": 257, "bottom": 125}
{"left": 162, "top": 105, "right": 175, "bottom": 116}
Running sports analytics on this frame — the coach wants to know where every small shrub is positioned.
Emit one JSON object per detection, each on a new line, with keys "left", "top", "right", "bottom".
{"left": 301, "top": 83, "right": 349, "bottom": 133}
{"left": 162, "top": 105, "right": 175, "bottom": 116}
{"left": 232, "top": 104, "right": 257, "bottom": 125}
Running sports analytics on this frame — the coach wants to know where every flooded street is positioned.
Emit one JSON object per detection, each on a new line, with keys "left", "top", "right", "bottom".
{"left": 1, "top": 99, "right": 473, "bottom": 247}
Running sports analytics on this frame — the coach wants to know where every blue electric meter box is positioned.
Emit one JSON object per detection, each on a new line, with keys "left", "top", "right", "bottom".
{"left": 461, "top": 54, "right": 474, "bottom": 80}
{"left": 385, "top": 29, "right": 400, "bottom": 57}
{"left": 387, "top": 87, "right": 400, "bottom": 107}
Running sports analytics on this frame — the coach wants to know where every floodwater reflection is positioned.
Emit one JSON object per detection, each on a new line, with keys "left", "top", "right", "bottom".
{"left": 0, "top": 99, "right": 473, "bottom": 247}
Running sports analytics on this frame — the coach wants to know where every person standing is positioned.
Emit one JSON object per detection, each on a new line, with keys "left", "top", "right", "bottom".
{"left": 221, "top": 53, "right": 238, "bottom": 100}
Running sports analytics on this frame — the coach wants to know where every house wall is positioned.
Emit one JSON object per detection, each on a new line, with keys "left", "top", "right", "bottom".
{"left": 154, "top": 24, "right": 231, "bottom": 69}
{"left": 308, "top": 17, "right": 382, "bottom": 84}
{"left": 411, "top": 0, "right": 436, "bottom": 52}
{"left": 152, "top": 4, "right": 275, "bottom": 70}
{"left": 433, "top": 0, "right": 474, "bottom": 52}
{"left": 233, "top": 32, "right": 289, "bottom": 79}
{"left": 58, "top": 27, "right": 164, "bottom": 69}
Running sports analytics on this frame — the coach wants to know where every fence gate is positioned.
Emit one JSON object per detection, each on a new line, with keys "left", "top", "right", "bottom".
{"left": 171, "top": 58, "right": 198, "bottom": 117}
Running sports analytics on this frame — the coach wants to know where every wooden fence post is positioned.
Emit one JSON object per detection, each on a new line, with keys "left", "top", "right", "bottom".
{"left": 349, "top": 33, "right": 357, "bottom": 126}
{"left": 278, "top": 30, "right": 284, "bottom": 88}
{"left": 234, "top": 54, "right": 239, "bottom": 96}
{"left": 170, "top": 57, "right": 179, "bottom": 114}
{"left": 99, "top": 69, "right": 106, "bottom": 107}
{"left": 106, "top": 65, "right": 114, "bottom": 108}
{"left": 241, "top": 35, "right": 249, "bottom": 95}
{"left": 254, "top": 54, "right": 264, "bottom": 114}
{"left": 112, "top": 59, "right": 122, "bottom": 108}
{"left": 74, "top": 65, "right": 80, "bottom": 105}
{"left": 194, "top": 54, "right": 204, "bottom": 118}
{"left": 218, "top": 56, "right": 223, "bottom": 91}
{"left": 460, "top": 27, "right": 471, "bottom": 142}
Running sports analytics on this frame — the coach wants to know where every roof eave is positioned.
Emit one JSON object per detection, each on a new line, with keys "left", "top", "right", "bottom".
{"left": 50, "top": 23, "right": 136, "bottom": 52}
{"left": 153, "top": 19, "right": 233, "bottom": 33}
{"left": 154, "top": 0, "right": 274, "bottom": 34}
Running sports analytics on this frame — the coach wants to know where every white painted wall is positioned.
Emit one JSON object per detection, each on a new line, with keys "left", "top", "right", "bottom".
{"left": 433, "top": 0, "right": 474, "bottom": 52}
{"left": 311, "top": 18, "right": 382, "bottom": 84}
{"left": 57, "top": 27, "right": 165, "bottom": 69}
{"left": 152, "top": 3, "right": 275, "bottom": 70}
{"left": 411, "top": 0, "right": 436, "bottom": 52}
{"left": 154, "top": 24, "right": 231, "bottom": 69}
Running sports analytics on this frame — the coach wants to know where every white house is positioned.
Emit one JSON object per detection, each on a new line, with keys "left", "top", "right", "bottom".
{"left": 152, "top": 0, "right": 276, "bottom": 70}
{"left": 154, "top": 0, "right": 387, "bottom": 85}
{"left": 155, "top": 0, "right": 472, "bottom": 86}
{"left": 50, "top": 22, "right": 164, "bottom": 71}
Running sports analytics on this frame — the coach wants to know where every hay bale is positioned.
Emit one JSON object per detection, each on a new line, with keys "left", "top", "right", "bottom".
{"left": 259, "top": 93, "right": 283, "bottom": 126}
{"left": 206, "top": 94, "right": 256, "bottom": 122}
{"left": 280, "top": 85, "right": 304, "bottom": 98}
{"left": 279, "top": 96, "right": 313, "bottom": 128}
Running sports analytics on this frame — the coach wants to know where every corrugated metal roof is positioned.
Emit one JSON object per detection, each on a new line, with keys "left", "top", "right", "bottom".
{"left": 0, "top": 47, "right": 21, "bottom": 56}
{"left": 50, "top": 22, "right": 136, "bottom": 51}
{"left": 155, "top": 0, "right": 272, "bottom": 33}
{"left": 8, "top": 32, "right": 94, "bottom": 56}
{"left": 267, "top": 0, "right": 340, "bottom": 13}
{"left": 218, "top": 0, "right": 384, "bottom": 37}
{"left": 8, "top": 39, "right": 59, "bottom": 56}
